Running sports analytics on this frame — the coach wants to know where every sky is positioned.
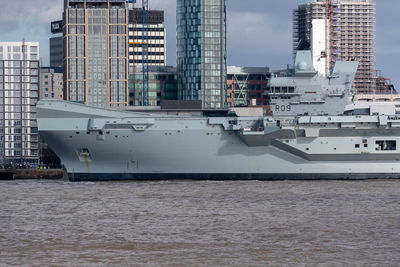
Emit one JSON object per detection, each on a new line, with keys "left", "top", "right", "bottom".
{"left": 0, "top": 0, "right": 399, "bottom": 88}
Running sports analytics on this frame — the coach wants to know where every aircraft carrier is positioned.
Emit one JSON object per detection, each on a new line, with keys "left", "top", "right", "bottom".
{"left": 37, "top": 51, "right": 400, "bottom": 181}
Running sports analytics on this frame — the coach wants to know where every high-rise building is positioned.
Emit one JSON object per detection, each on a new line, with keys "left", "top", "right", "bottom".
{"left": 177, "top": 0, "right": 227, "bottom": 109}
{"left": 0, "top": 42, "right": 40, "bottom": 166}
{"left": 50, "top": 20, "right": 64, "bottom": 68}
{"left": 128, "top": 8, "right": 166, "bottom": 67}
{"left": 40, "top": 67, "right": 63, "bottom": 100}
{"left": 293, "top": 0, "right": 376, "bottom": 93}
{"left": 64, "top": 0, "right": 129, "bottom": 108}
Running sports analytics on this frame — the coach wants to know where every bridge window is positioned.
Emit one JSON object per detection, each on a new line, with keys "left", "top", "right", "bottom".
{"left": 376, "top": 140, "right": 396, "bottom": 151}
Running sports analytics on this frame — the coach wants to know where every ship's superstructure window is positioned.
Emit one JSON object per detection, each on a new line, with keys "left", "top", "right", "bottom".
{"left": 376, "top": 140, "right": 396, "bottom": 151}
{"left": 267, "top": 86, "right": 296, "bottom": 93}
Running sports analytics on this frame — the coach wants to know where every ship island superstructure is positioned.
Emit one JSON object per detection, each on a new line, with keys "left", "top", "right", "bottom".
{"left": 37, "top": 51, "right": 400, "bottom": 181}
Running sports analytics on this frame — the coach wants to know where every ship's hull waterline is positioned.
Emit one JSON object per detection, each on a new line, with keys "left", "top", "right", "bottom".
{"left": 37, "top": 100, "right": 400, "bottom": 181}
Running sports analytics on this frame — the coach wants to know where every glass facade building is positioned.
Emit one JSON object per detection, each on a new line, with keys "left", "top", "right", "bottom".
{"left": 129, "top": 66, "right": 177, "bottom": 106}
{"left": 64, "top": 0, "right": 129, "bottom": 108}
{"left": 177, "top": 0, "right": 227, "bottom": 109}
{"left": 0, "top": 42, "right": 40, "bottom": 165}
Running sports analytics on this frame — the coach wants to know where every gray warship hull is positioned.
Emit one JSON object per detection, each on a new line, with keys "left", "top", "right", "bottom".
{"left": 37, "top": 100, "right": 400, "bottom": 181}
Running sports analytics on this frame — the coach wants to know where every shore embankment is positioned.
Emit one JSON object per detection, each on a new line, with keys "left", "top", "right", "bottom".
{"left": 0, "top": 169, "right": 66, "bottom": 180}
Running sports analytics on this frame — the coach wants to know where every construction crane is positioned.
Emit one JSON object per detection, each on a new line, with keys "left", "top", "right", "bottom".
{"left": 131, "top": 0, "right": 150, "bottom": 106}
{"left": 141, "top": 0, "right": 150, "bottom": 106}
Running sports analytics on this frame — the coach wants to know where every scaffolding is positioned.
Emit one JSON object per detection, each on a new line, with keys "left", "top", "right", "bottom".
{"left": 227, "top": 67, "right": 270, "bottom": 107}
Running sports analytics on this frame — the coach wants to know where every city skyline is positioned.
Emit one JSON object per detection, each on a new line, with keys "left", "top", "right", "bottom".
{"left": 0, "top": 0, "right": 399, "bottom": 88}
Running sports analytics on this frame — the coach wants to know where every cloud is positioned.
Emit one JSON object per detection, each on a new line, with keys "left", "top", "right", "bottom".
{"left": 0, "top": 0, "right": 62, "bottom": 33}
{"left": 0, "top": 0, "right": 63, "bottom": 66}
{"left": 228, "top": 11, "right": 290, "bottom": 53}
{"left": 376, "top": 23, "right": 400, "bottom": 56}
{"left": 227, "top": 11, "right": 292, "bottom": 68}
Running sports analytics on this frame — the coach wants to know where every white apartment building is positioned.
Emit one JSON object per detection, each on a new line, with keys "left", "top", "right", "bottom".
{"left": 0, "top": 41, "right": 40, "bottom": 165}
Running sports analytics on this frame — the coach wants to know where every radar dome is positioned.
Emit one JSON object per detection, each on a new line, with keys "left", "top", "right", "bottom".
{"left": 297, "top": 61, "right": 307, "bottom": 70}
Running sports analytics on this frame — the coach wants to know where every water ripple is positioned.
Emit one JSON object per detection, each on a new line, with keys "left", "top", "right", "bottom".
{"left": 1, "top": 180, "right": 400, "bottom": 266}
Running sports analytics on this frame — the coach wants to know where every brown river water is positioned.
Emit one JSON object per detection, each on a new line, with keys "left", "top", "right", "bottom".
{"left": 1, "top": 180, "right": 400, "bottom": 266}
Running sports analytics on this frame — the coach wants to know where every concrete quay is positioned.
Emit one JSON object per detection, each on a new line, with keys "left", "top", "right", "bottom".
{"left": 0, "top": 169, "right": 66, "bottom": 180}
